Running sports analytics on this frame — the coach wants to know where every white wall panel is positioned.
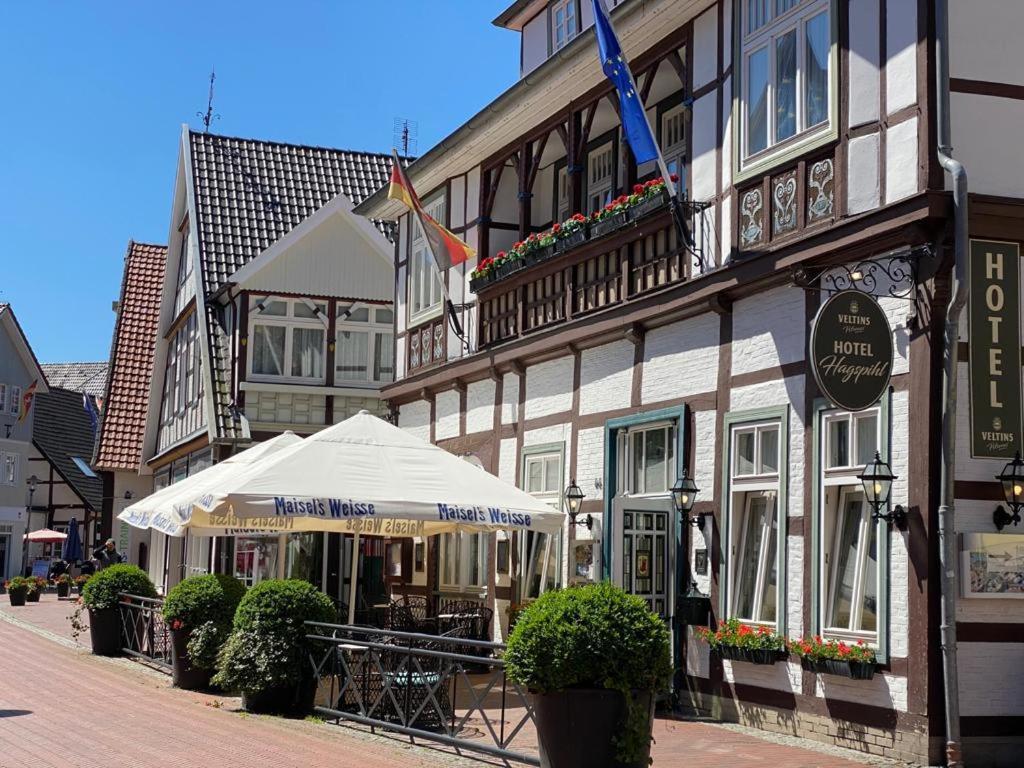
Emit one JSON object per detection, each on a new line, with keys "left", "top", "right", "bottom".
{"left": 691, "top": 92, "right": 717, "bottom": 203}
{"left": 501, "top": 372, "right": 520, "bottom": 425}
{"left": 524, "top": 357, "right": 574, "bottom": 419}
{"left": 692, "top": 7, "right": 718, "bottom": 92}
{"left": 579, "top": 340, "right": 633, "bottom": 415}
{"left": 950, "top": 1, "right": 1024, "bottom": 85}
{"left": 398, "top": 399, "right": 430, "bottom": 442}
{"left": 885, "top": 0, "right": 918, "bottom": 114}
{"left": 951, "top": 93, "right": 1024, "bottom": 198}
{"left": 642, "top": 313, "right": 720, "bottom": 403}
{"left": 435, "top": 389, "right": 460, "bottom": 440}
{"left": 466, "top": 379, "right": 495, "bottom": 434}
{"left": 732, "top": 286, "right": 805, "bottom": 375}
{"left": 884, "top": 116, "right": 918, "bottom": 204}
{"left": 522, "top": 11, "right": 548, "bottom": 76}
{"left": 848, "top": 0, "right": 881, "bottom": 127}
{"left": 846, "top": 132, "right": 880, "bottom": 214}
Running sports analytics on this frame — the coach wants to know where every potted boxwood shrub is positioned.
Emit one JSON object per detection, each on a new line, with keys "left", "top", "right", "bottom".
{"left": 54, "top": 573, "right": 74, "bottom": 599}
{"left": 74, "top": 564, "right": 157, "bottom": 656}
{"left": 25, "top": 575, "right": 46, "bottom": 603}
{"left": 696, "top": 618, "right": 786, "bottom": 665}
{"left": 5, "top": 577, "right": 31, "bottom": 607}
{"left": 163, "top": 573, "right": 246, "bottom": 690}
{"left": 505, "top": 582, "right": 671, "bottom": 768}
{"left": 790, "top": 635, "right": 877, "bottom": 680}
{"left": 212, "top": 579, "right": 335, "bottom": 715}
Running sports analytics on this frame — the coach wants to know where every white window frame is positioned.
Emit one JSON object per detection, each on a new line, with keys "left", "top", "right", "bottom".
{"left": 732, "top": 491, "right": 779, "bottom": 623}
{"left": 555, "top": 166, "right": 571, "bottom": 224}
{"left": 409, "top": 195, "right": 446, "bottom": 326}
{"left": 248, "top": 296, "right": 328, "bottom": 385}
{"left": 10, "top": 385, "right": 21, "bottom": 417}
{"left": 660, "top": 103, "right": 688, "bottom": 194}
{"left": 737, "top": 0, "right": 835, "bottom": 178}
{"left": 732, "top": 421, "right": 781, "bottom": 479}
{"left": 824, "top": 408, "right": 880, "bottom": 473}
{"left": 617, "top": 420, "right": 677, "bottom": 496}
{"left": 551, "top": 0, "right": 578, "bottom": 53}
{"left": 824, "top": 487, "right": 878, "bottom": 639}
{"left": 438, "top": 531, "right": 488, "bottom": 594}
{"left": 520, "top": 446, "right": 564, "bottom": 600}
{"left": 1, "top": 452, "right": 18, "bottom": 486}
{"left": 587, "top": 141, "right": 615, "bottom": 216}
{"left": 335, "top": 303, "right": 395, "bottom": 385}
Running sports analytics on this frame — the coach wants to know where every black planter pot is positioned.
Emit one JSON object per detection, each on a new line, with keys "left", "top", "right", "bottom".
{"left": 88, "top": 607, "right": 122, "bottom": 656}
{"left": 241, "top": 677, "right": 317, "bottom": 717}
{"left": 25, "top": 589, "right": 40, "bottom": 603}
{"left": 628, "top": 191, "right": 669, "bottom": 222}
{"left": 716, "top": 645, "right": 783, "bottom": 665}
{"left": 469, "top": 273, "right": 494, "bottom": 294}
{"left": 170, "top": 628, "right": 212, "bottom": 690}
{"left": 56, "top": 583, "right": 71, "bottom": 599}
{"left": 555, "top": 228, "right": 587, "bottom": 252}
{"left": 590, "top": 211, "right": 629, "bottom": 238}
{"left": 800, "top": 656, "right": 877, "bottom": 680}
{"left": 526, "top": 244, "right": 556, "bottom": 266}
{"left": 7, "top": 589, "right": 27, "bottom": 607}
{"left": 533, "top": 688, "right": 653, "bottom": 768}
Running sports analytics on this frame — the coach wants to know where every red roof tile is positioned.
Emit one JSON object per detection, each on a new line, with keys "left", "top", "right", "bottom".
{"left": 95, "top": 241, "right": 167, "bottom": 471}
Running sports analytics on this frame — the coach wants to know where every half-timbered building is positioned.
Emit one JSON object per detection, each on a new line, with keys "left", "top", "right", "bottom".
{"left": 353, "top": 1, "right": 1024, "bottom": 764}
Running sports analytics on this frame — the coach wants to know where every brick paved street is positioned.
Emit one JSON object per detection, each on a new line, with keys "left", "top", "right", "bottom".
{"left": 0, "top": 596, "right": 892, "bottom": 768}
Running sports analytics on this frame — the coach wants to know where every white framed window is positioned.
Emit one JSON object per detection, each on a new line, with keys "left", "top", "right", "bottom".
{"left": 728, "top": 419, "right": 782, "bottom": 625}
{"left": 409, "top": 195, "right": 446, "bottom": 325}
{"left": 173, "top": 221, "right": 195, "bottom": 318}
{"left": 741, "top": 0, "right": 832, "bottom": 161}
{"left": 520, "top": 448, "right": 564, "bottom": 600}
{"left": 335, "top": 304, "right": 395, "bottom": 385}
{"left": 551, "top": 0, "right": 578, "bottom": 52}
{"left": 555, "top": 166, "right": 571, "bottom": 223}
{"left": 1, "top": 452, "right": 18, "bottom": 486}
{"left": 819, "top": 407, "right": 882, "bottom": 641}
{"left": 249, "top": 297, "right": 328, "bottom": 384}
{"left": 439, "top": 532, "right": 488, "bottom": 592}
{"left": 661, "top": 104, "right": 688, "bottom": 195}
{"left": 10, "top": 385, "right": 21, "bottom": 417}
{"left": 617, "top": 421, "right": 677, "bottom": 495}
{"left": 587, "top": 142, "right": 615, "bottom": 215}
{"left": 525, "top": 452, "right": 562, "bottom": 499}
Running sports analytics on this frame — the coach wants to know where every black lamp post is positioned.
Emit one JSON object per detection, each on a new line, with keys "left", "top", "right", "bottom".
{"left": 994, "top": 452, "right": 1024, "bottom": 531}
{"left": 671, "top": 470, "right": 705, "bottom": 528}
{"left": 857, "top": 451, "right": 906, "bottom": 527}
{"left": 564, "top": 479, "right": 591, "bottom": 530}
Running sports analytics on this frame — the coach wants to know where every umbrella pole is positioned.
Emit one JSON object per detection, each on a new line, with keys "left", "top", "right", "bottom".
{"left": 346, "top": 532, "right": 359, "bottom": 625}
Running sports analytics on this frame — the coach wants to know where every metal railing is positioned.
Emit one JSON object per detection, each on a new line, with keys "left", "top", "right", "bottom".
{"left": 118, "top": 593, "right": 171, "bottom": 671}
{"left": 306, "top": 623, "right": 539, "bottom": 766}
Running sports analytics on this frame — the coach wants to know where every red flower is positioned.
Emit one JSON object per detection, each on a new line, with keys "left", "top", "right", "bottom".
{"left": 633, "top": 183, "right": 645, "bottom": 194}
{"left": 170, "top": 619, "right": 184, "bottom": 631}
{"left": 552, "top": 223, "right": 561, "bottom": 232}
{"left": 670, "top": 173, "right": 679, "bottom": 183}
{"left": 496, "top": 252, "right": 505, "bottom": 260}
{"left": 528, "top": 233, "right": 537, "bottom": 241}
{"left": 513, "top": 241, "right": 523, "bottom": 250}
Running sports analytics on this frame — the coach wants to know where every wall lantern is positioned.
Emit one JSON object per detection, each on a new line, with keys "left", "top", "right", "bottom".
{"left": 857, "top": 451, "right": 906, "bottom": 527}
{"left": 564, "top": 479, "right": 591, "bottom": 530}
{"left": 994, "top": 451, "right": 1024, "bottom": 531}
{"left": 671, "top": 471, "right": 707, "bottom": 529}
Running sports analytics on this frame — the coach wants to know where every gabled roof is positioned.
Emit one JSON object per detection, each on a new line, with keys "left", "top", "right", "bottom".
{"left": 96, "top": 241, "right": 167, "bottom": 471}
{"left": 40, "top": 362, "right": 108, "bottom": 397}
{"left": 0, "top": 304, "right": 50, "bottom": 394}
{"left": 188, "top": 130, "right": 400, "bottom": 296}
{"left": 32, "top": 387, "right": 104, "bottom": 512}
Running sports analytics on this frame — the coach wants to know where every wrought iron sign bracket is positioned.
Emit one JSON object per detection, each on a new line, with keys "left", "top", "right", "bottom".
{"left": 790, "top": 245, "right": 933, "bottom": 303}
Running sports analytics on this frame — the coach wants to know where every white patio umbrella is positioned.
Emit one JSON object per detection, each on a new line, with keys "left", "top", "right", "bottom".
{"left": 118, "top": 431, "right": 304, "bottom": 536}
{"left": 24, "top": 528, "right": 68, "bottom": 543}
{"left": 187, "top": 410, "right": 565, "bottom": 623}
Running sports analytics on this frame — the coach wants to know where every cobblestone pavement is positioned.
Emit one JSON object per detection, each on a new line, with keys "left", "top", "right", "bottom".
{"left": 0, "top": 595, "right": 902, "bottom": 768}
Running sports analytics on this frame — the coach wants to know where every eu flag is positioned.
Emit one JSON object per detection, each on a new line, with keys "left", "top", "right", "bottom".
{"left": 592, "top": 0, "right": 660, "bottom": 164}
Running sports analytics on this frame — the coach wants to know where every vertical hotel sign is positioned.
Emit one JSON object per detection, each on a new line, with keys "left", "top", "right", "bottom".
{"left": 969, "top": 240, "right": 1022, "bottom": 459}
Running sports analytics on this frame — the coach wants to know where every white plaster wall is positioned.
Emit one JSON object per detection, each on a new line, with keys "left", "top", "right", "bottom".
{"left": 731, "top": 287, "right": 806, "bottom": 375}
{"left": 502, "top": 372, "right": 520, "bottom": 425}
{"left": 815, "top": 672, "right": 909, "bottom": 712}
{"left": 579, "top": 340, "right": 633, "bottom": 415}
{"left": 642, "top": 313, "right": 720, "bottom": 403}
{"left": 692, "top": 6, "right": 717, "bottom": 92}
{"left": 693, "top": 409, "right": 718, "bottom": 504}
{"left": 950, "top": 1, "right": 1024, "bottom": 85}
{"left": 958, "top": 643, "right": 1024, "bottom": 716}
{"left": 525, "top": 356, "right": 574, "bottom": 419}
{"left": 450, "top": 175, "right": 466, "bottom": 229}
{"left": 398, "top": 399, "right": 430, "bottom": 442}
{"left": 499, "top": 437, "right": 518, "bottom": 486}
{"left": 691, "top": 91, "right": 717, "bottom": 203}
{"left": 466, "top": 379, "right": 495, "bottom": 434}
{"left": 885, "top": 0, "right": 918, "bottom": 114}
{"left": 395, "top": 335, "right": 406, "bottom": 381}
{"left": 686, "top": 628, "right": 711, "bottom": 678}
{"left": 724, "top": 659, "right": 801, "bottom": 693}
{"left": 884, "top": 116, "right": 919, "bottom": 204}
{"left": 721, "top": 0, "right": 731, "bottom": 69}
{"left": 847, "top": 132, "right": 880, "bottom": 215}
{"left": 435, "top": 389, "right": 460, "bottom": 441}
{"left": 787, "top": 535, "right": 803, "bottom": 638}
{"left": 848, "top": 0, "right": 880, "bottom": 127}
{"left": 950, "top": 93, "right": 1024, "bottom": 198}
{"left": 521, "top": 11, "right": 548, "bottom": 77}
{"left": 878, "top": 297, "right": 912, "bottom": 377}
{"left": 888, "top": 390, "right": 910, "bottom": 658}
{"left": 575, "top": 427, "right": 605, "bottom": 502}
{"left": 524, "top": 423, "right": 573, "bottom": 490}
{"left": 396, "top": 260, "right": 408, "bottom": 335}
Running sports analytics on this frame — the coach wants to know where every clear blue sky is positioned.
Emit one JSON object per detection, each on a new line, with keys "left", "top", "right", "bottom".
{"left": 0, "top": 1, "right": 519, "bottom": 363}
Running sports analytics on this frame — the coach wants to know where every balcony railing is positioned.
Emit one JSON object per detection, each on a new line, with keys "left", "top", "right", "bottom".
{"left": 477, "top": 198, "right": 706, "bottom": 348}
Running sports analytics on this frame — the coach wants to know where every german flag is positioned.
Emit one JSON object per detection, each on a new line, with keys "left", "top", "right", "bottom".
{"left": 17, "top": 380, "right": 37, "bottom": 423}
{"left": 388, "top": 150, "right": 475, "bottom": 271}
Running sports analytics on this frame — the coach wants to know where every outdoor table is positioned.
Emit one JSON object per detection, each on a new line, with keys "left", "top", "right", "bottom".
{"left": 334, "top": 642, "right": 372, "bottom": 713}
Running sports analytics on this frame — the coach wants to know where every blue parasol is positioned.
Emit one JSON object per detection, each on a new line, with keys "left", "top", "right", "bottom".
{"left": 64, "top": 518, "right": 83, "bottom": 564}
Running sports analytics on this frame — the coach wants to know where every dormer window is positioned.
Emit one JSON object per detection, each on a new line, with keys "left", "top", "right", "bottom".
{"left": 249, "top": 297, "right": 328, "bottom": 384}
{"left": 409, "top": 194, "right": 446, "bottom": 326}
{"left": 551, "top": 0, "right": 578, "bottom": 52}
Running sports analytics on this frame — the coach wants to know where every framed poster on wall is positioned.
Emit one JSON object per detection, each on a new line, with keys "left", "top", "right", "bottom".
{"left": 960, "top": 533, "right": 1024, "bottom": 598}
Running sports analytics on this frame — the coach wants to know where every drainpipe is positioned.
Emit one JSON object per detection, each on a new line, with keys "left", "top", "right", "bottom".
{"left": 935, "top": 1, "right": 965, "bottom": 765}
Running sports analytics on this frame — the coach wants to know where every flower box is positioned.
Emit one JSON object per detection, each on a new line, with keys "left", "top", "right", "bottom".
{"left": 629, "top": 190, "right": 669, "bottom": 222}
{"left": 590, "top": 211, "right": 629, "bottom": 238}
{"left": 717, "top": 645, "right": 785, "bottom": 666}
{"left": 555, "top": 228, "right": 587, "bottom": 252}
{"left": 526, "top": 244, "right": 556, "bottom": 267}
{"left": 496, "top": 260, "right": 524, "bottom": 279}
{"left": 469, "top": 273, "right": 495, "bottom": 294}
{"left": 800, "top": 656, "right": 877, "bottom": 680}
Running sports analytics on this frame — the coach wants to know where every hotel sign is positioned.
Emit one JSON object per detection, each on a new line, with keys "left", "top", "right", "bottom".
{"left": 811, "top": 290, "right": 893, "bottom": 412}
{"left": 969, "top": 240, "right": 1022, "bottom": 459}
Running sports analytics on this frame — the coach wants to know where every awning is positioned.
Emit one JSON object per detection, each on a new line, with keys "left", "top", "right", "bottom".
{"left": 25, "top": 528, "right": 68, "bottom": 543}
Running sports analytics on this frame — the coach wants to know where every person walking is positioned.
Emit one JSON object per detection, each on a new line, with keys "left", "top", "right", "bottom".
{"left": 92, "top": 539, "right": 124, "bottom": 570}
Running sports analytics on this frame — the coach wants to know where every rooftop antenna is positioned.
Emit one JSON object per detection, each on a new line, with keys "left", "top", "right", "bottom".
{"left": 392, "top": 117, "right": 418, "bottom": 158}
{"left": 197, "top": 68, "right": 220, "bottom": 133}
